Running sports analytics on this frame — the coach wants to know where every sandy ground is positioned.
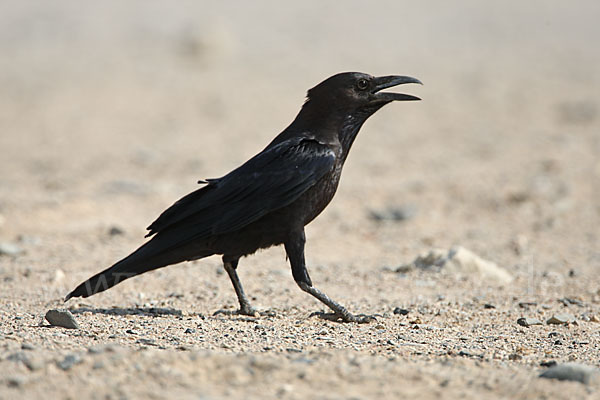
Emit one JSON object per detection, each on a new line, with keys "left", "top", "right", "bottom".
{"left": 1, "top": 1, "right": 599, "bottom": 399}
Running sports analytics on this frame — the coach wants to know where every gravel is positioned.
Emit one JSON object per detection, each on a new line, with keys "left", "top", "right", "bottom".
{"left": 0, "top": 2, "right": 598, "bottom": 399}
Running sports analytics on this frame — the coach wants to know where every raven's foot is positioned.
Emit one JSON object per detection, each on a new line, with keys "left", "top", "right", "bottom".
{"left": 343, "top": 313, "right": 376, "bottom": 324}
{"left": 213, "top": 306, "right": 276, "bottom": 318}
{"left": 298, "top": 282, "right": 376, "bottom": 324}
{"left": 310, "top": 311, "right": 376, "bottom": 324}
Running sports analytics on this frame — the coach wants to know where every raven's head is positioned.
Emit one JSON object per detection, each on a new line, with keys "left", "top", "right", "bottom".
{"left": 276, "top": 72, "right": 422, "bottom": 150}
{"left": 296, "top": 72, "right": 421, "bottom": 151}
{"left": 307, "top": 72, "right": 422, "bottom": 113}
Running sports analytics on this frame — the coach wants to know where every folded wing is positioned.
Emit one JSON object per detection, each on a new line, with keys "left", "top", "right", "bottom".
{"left": 144, "top": 137, "right": 336, "bottom": 250}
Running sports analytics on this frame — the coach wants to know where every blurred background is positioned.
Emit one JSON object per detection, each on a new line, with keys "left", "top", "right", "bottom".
{"left": 1, "top": 4, "right": 599, "bottom": 397}
{"left": 0, "top": 0, "right": 598, "bottom": 280}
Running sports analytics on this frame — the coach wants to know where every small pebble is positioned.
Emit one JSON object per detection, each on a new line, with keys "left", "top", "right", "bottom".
{"left": 45, "top": 309, "right": 80, "bottom": 329}
{"left": 547, "top": 313, "right": 575, "bottom": 325}
{"left": 7, "top": 376, "right": 25, "bottom": 388}
{"left": 558, "top": 297, "right": 584, "bottom": 307}
{"left": 136, "top": 338, "right": 157, "bottom": 346}
{"left": 0, "top": 242, "right": 23, "bottom": 256}
{"left": 394, "top": 265, "right": 413, "bottom": 274}
{"left": 518, "top": 301, "right": 537, "bottom": 308}
{"left": 52, "top": 269, "right": 65, "bottom": 283}
{"left": 92, "top": 361, "right": 105, "bottom": 370}
{"left": 10, "top": 351, "right": 45, "bottom": 371}
{"left": 539, "top": 363, "right": 598, "bottom": 384}
{"left": 368, "top": 205, "right": 417, "bottom": 222}
{"left": 56, "top": 354, "right": 82, "bottom": 371}
{"left": 458, "top": 350, "right": 483, "bottom": 359}
{"left": 184, "top": 328, "right": 196, "bottom": 334}
{"left": 517, "top": 317, "right": 543, "bottom": 327}
{"left": 108, "top": 226, "right": 124, "bottom": 236}
{"left": 87, "top": 344, "right": 118, "bottom": 354}
{"left": 393, "top": 308, "right": 410, "bottom": 315}
{"left": 540, "top": 360, "right": 558, "bottom": 368}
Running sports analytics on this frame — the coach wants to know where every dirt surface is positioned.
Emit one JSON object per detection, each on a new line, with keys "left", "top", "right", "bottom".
{"left": 1, "top": 1, "right": 599, "bottom": 399}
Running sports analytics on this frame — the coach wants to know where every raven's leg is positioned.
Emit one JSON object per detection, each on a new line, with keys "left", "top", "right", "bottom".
{"left": 285, "top": 229, "right": 375, "bottom": 324}
{"left": 214, "top": 256, "right": 259, "bottom": 316}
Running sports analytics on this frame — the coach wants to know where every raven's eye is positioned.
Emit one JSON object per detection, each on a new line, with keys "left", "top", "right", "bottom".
{"left": 356, "top": 78, "right": 369, "bottom": 91}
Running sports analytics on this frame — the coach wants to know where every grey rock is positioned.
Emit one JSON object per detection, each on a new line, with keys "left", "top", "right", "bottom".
{"left": 0, "top": 242, "right": 23, "bottom": 257}
{"left": 540, "top": 363, "right": 598, "bottom": 384}
{"left": 6, "top": 375, "right": 26, "bottom": 387}
{"left": 518, "top": 301, "right": 537, "bottom": 308}
{"left": 87, "top": 344, "right": 118, "bottom": 354}
{"left": 23, "top": 355, "right": 44, "bottom": 371}
{"left": 7, "top": 351, "right": 27, "bottom": 363}
{"left": 108, "top": 226, "right": 124, "bottom": 236}
{"left": 393, "top": 308, "right": 410, "bottom": 315}
{"left": 136, "top": 338, "right": 157, "bottom": 346}
{"left": 92, "top": 360, "right": 105, "bottom": 369}
{"left": 517, "top": 317, "right": 543, "bottom": 327}
{"left": 581, "top": 312, "right": 600, "bottom": 323}
{"left": 558, "top": 297, "right": 584, "bottom": 307}
{"left": 547, "top": 313, "right": 575, "bottom": 325}
{"left": 540, "top": 360, "right": 558, "bottom": 368}
{"left": 556, "top": 100, "right": 597, "bottom": 125}
{"left": 45, "top": 309, "right": 80, "bottom": 329}
{"left": 368, "top": 205, "right": 417, "bottom": 222}
{"left": 56, "top": 354, "right": 82, "bottom": 371}
{"left": 394, "top": 264, "right": 414, "bottom": 273}
{"left": 458, "top": 350, "right": 483, "bottom": 359}
{"left": 16, "top": 234, "right": 41, "bottom": 246}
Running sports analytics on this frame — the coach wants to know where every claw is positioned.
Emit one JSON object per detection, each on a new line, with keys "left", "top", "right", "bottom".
{"left": 213, "top": 307, "right": 276, "bottom": 318}
{"left": 310, "top": 311, "right": 376, "bottom": 324}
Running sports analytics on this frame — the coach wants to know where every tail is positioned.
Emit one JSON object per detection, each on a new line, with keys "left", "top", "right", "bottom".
{"left": 65, "top": 237, "right": 213, "bottom": 301}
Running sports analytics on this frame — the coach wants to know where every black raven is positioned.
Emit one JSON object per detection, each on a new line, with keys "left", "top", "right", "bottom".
{"left": 66, "top": 72, "right": 421, "bottom": 323}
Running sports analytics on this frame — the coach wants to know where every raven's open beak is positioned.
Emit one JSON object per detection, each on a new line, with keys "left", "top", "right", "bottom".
{"left": 372, "top": 75, "right": 422, "bottom": 101}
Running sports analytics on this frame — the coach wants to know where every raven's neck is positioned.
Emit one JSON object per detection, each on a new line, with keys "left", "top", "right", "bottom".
{"left": 271, "top": 99, "right": 386, "bottom": 158}
{"left": 287, "top": 99, "right": 346, "bottom": 143}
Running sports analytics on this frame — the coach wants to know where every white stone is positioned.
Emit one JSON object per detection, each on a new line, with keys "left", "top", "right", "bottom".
{"left": 412, "top": 246, "right": 513, "bottom": 284}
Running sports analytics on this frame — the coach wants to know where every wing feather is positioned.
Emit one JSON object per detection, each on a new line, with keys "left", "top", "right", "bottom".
{"left": 145, "top": 138, "right": 336, "bottom": 246}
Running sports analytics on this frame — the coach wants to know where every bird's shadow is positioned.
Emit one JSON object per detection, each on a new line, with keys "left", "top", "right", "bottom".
{"left": 69, "top": 306, "right": 184, "bottom": 317}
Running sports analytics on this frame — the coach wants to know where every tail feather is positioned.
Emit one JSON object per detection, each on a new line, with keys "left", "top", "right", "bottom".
{"left": 65, "top": 238, "right": 213, "bottom": 300}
